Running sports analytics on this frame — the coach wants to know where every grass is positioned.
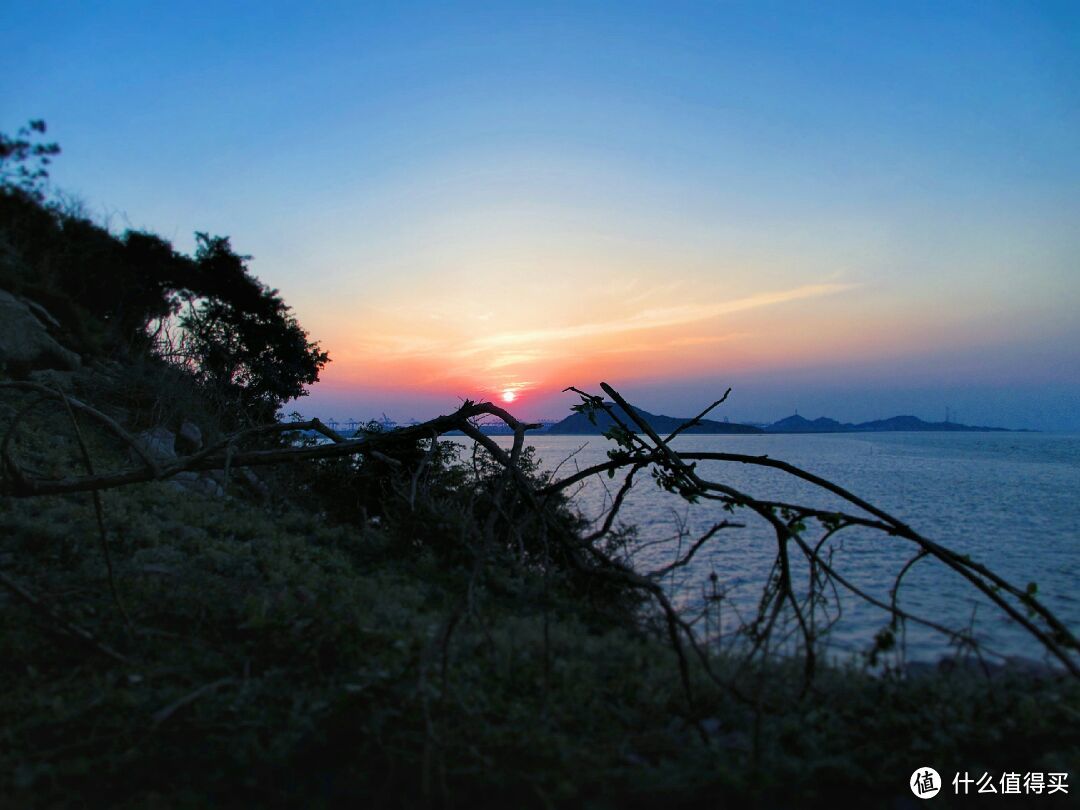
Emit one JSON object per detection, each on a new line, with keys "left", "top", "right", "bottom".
{"left": 1, "top": 377, "right": 1077, "bottom": 809}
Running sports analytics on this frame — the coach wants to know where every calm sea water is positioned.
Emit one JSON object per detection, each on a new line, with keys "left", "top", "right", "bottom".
{"left": 466, "top": 432, "right": 1080, "bottom": 666}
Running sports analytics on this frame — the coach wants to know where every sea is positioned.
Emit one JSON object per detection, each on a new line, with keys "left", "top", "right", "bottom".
{"left": 459, "top": 431, "right": 1080, "bottom": 667}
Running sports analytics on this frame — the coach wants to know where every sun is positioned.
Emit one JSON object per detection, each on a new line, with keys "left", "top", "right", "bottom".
{"left": 501, "top": 390, "right": 516, "bottom": 403}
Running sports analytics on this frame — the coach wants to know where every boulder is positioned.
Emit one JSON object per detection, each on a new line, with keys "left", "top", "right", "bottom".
{"left": 192, "top": 476, "right": 224, "bottom": 498}
{"left": 176, "top": 420, "right": 203, "bottom": 453}
{"left": 20, "top": 297, "right": 62, "bottom": 330}
{"left": 27, "top": 368, "right": 76, "bottom": 391}
{"left": 166, "top": 470, "right": 226, "bottom": 498}
{"left": 0, "top": 290, "right": 80, "bottom": 376}
{"left": 135, "top": 427, "right": 177, "bottom": 462}
{"left": 240, "top": 468, "right": 270, "bottom": 499}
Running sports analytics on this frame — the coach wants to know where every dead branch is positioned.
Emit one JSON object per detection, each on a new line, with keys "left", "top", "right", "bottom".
{"left": 2, "top": 375, "right": 1076, "bottom": 699}
{"left": 0, "top": 396, "right": 539, "bottom": 497}
{"left": 54, "top": 387, "right": 133, "bottom": 632}
{"left": 0, "top": 570, "right": 131, "bottom": 665}
{"left": 152, "top": 678, "right": 236, "bottom": 727}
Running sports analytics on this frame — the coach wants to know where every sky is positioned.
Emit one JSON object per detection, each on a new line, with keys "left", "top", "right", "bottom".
{"left": 3, "top": 1, "right": 1078, "bottom": 429}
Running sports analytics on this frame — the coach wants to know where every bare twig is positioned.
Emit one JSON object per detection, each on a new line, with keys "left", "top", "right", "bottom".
{"left": 54, "top": 386, "right": 133, "bottom": 633}
{"left": 152, "top": 678, "right": 236, "bottom": 727}
{"left": 0, "top": 570, "right": 131, "bottom": 664}
{"left": 3, "top": 375, "right": 1076, "bottom": 699}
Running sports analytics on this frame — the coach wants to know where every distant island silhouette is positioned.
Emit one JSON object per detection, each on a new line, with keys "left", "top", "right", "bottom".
{"left": 541, "top": 403, "right": 1012, "bottom": 435}
{"left": 761, "top": 413, "right": 1011, "bottom": 434}
{"left": 545, "top": 403, "right": 761, "bottom": 434}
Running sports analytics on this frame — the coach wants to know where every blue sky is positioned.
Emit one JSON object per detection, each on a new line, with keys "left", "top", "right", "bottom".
{"left": 3, "top": 1, "right": 1078, "bottom": 428}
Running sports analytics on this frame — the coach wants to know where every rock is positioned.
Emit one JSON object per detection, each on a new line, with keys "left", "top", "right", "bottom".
{"left": 132, "top": 546, "right": 188, "bottom": 569}
{"left": 697, "top": 717, "right": 750, "bottom": 751}
{"left": 176, "top": 420, "right": 203, "bottom": 453}
{"left": 240, "top": 468, "right": 270, "bottom": 498}
{"left": 699, "top": 717, "right": 724, "bottom": 736}
{"left": 712, "top": 731, "right": 751, "bottom": 752}
{"left": 27, "top": 368, "right": 75, "bottom": 391}
{"left": 90, "top": 359, "right": 124, "bottom": 382}
{"left": 0, "top": 289, "right": 80, "bottom": 376}
{"left": 20, "top": 296, "right": 62, "bottom": 330}
{"left": 135, "top": 427, "right": 177, "bottom": 462}
{"left": 166, "top": 473, "right": 225, "bottom": 498}
{"left": 198, "top": 477, "right": 225, "bottom": 497}
{"left": 139, "top": 564, "right": 176, "bottom": 577}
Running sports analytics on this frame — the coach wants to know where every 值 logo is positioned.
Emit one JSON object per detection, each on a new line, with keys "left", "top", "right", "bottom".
{"left": 911, "top": 767, "right": 942, "bottom": 799}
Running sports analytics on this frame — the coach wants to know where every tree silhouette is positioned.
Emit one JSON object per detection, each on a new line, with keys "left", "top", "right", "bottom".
{"left": 0, "top": 121, "right": 329, "bottom": 420}
{"left": 0, "top": 120, "right": 60, "bottom": 201}
{"left": 179, "top": 233, "right": 330, "bottom": 422}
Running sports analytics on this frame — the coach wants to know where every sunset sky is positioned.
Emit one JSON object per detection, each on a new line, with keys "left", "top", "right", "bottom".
{"left": 4, "top": 2, "right": 1078, "bottom": 429}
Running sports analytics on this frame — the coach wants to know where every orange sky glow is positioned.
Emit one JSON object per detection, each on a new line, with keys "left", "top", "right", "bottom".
{"left": 12, "top": 3, "right": 1077, "bottom": 428}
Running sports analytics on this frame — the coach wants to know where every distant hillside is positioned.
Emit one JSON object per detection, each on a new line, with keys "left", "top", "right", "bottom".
{"left": 546, "top": 403, "right": 763, "bottom": 435}
{"left": 545, "top": 405, "right": 1011, "bottom": 436}
{"left": 765, "top": 414, "right": 1010, "bottom": 433}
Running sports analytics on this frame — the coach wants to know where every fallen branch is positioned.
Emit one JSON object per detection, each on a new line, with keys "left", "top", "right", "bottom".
{"left": 2, "top": 377, "right": 1075, "bottom": 698}
{"left": 0, "top": 570, "right": 131, "bottom": 665}
{"left": 152, "top": 678, "right": 236, "bottom": 727}
{"left": 0, "top": 393, "right": 539, "bottom": 497}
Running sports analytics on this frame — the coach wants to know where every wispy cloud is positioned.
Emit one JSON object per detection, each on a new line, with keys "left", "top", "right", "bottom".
{"left": 594, "top": 333, "right": 750, "bottom": 354}
{"left": 352, "top": 281, "right": 856, "bottom": 381}
{"left": 472, "top": 282, "right": 855, "bottom": 349}
{"left": 486, "top": 350, "right": 548, "bottom": 369}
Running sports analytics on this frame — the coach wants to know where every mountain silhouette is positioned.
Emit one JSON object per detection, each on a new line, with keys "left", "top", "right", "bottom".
{"left": 764, "top": 414, "right": 1009, "bottom": 433}
{"left": 545, "top": 403, "right": 762, "bottom": 435}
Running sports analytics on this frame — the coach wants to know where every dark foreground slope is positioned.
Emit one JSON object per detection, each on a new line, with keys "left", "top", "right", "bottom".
{"left": 2, "top": 332, "right": 1078, "bottom": 809}
{"left": 2, "top": 372, "right": 1077, "bottom": 809}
